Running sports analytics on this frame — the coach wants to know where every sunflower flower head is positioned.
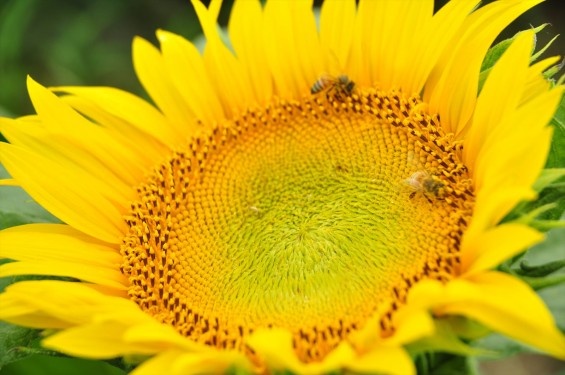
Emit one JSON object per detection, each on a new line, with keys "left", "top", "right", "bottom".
{"left": 1, "top": 0, "right": 564, "bottom": 374}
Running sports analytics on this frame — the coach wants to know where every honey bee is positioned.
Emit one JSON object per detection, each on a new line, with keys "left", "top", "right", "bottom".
{"left": 404, "top": 153, "right": 445, "bottom": 203}
{"left": 310, "top": 74, "right": 355, "bottom": 99}
{"left": 404, "top": 170, "right": 445, "bottom": 202}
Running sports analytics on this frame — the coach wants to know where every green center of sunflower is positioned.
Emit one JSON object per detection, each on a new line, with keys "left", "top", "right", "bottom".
{"left": 120, "top": 88, "right": 474, "bottom": 362}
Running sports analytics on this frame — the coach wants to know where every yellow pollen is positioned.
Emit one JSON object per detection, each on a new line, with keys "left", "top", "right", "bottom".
{"left": 120, "top": 88, "right": 475, "bottom": 363}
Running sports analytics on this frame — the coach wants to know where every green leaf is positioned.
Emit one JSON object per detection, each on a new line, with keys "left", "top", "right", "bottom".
{"left": 472, "top": 333, "right": 535, "bottom": 359}
{"left": 478, "top": 24, "right": 549, "bottom": 93}
{"left": 514, "top": 221, "right": 565, "bottom": 291}
{"left": 558, "top": 73, "right": 565, "bottom": 86}
{"left": 517, "top": 259, "right": 565, "bottom": 277}
{"left": 0, "top": 164, "right": 61, "bottom": 230}
{"left": 480, "top": 24, "right": 546, "bottom": 73}
{"left": 408, "top": 319, "right": 491, "bottom": 357}
{"left": 543, "top": 59, "right": 565, "bottom": 81}
{"left": 415, "top": 353, "right": 479, "bottom": 375}
{"left": 504, "top": 195, "right": 565, "bottom": 231}
{"left": 532, "top": 169, "right": 565, "bottom": 192}
{"left": 502, "top": 93, "right": 565, "bottom": 226}
{"left": 226, "top": 366, "right": 255, "bottom": 375}
{"left": 0, "top": 322, "right": 43, "bottom": 369}
{"left": 539, "top": 283, "right": 565, "bottom": 331}
{"left": 503, "top": 176, "right": 565, "bottom": 228}
{"left": 431, "top": 356, "right": 479, "bottom": 375}
{"left": 519, "top": 223, "right": 565, "bottom": 269}
{"left": 530, "top": 33, "right": 560, "bottom": 64}
{"left": 0, "top": 185, "right": 61, "bottom": 230}
{"left": 0, "top": 320, "right": 132, "bottom": 374}
{"left": 520, "top": 274, "right": 565, "bottom": 290}
{"left": 493, "top": 223, "right": 565, "bottom": 359}
{"left": 0, "top": 355, "right": 126, "bottom": 375}
{"left": 546, "top": 91, "right": 565, "bottom": 169}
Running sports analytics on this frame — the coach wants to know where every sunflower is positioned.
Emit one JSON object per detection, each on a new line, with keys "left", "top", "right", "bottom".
{"left": 1, "top": 0, "right": 564, "bottom": 374}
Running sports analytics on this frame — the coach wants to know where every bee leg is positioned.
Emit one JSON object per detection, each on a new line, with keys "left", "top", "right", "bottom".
{"left": 326, "top": 86, "right": 335, "bottom": 101}
{"left": 409, "top": 192, "right": 416, "bottom": 199}
{"left": 334, "top": 87, "right": 343, "bottom": 101}
{"left": 425, "top": 195, "right": 433, "bottom": 204}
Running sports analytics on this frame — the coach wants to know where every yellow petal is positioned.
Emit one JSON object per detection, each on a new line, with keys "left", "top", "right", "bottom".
{"left": 412, "top": 273, "right": 565, "bottom": 359}
{"left": 207, "top": 0, "right": 222, "bottom": 24}
{"left": 350, "top": 0, "right": 433, "bottom": 87}
{"left": 54, "top": 86, "right": 179, "bottom": 146}
{"left": 247, "top": 327, "right": 417, "bottom": 375}
{"left": 388, "top": 309, "right": 435, "bottom": 346}
{"left": 132, "top": 36, "right": 195, "bottom": 135}
{"left": 156, "top": 30, "right": 226, "bottom": 124}
{"left": 85, "top": 283, "right": 128, "bottom": 299}
{"left": 0, "top": 179, "right": 18, "bottom": 186}
{"left": 229, "top": 0, "right": 273, "bottom": 105}
{"left": 521, "top": 56, "right": 561, "bottom": 105}
{"left": 125, "top": 322, "right": 204, "bottom": 352}
{"left": 131, "top": 349, "right": 255, "bottom": 375}
{"left": 464, "top": 31, "right": 534, "bottom": 171}
{"left": 0, "top": 143, "right": 126, "bottom": 243}
{"left": 364, "top": 0, "right": 434, "bottom": 89}
{"left": 286, "top": 0, "right": 323, "bottom": 89}
{"left": 262, "top": 0, "right": 321, "bottom": 97}
{"left": 474, "top": 88, "right": 562, "bottom": 192}
{"left": 192, "top": 0, "right": 254, "bottom": 116}
{"left": 0, "top": 261, "right": 127, "bottom": 290}
{"left": 349, "top": 306, "right": 434, "bottom": 353}
{"left": 0, "top": 280, "right": 144, "bottom": 327}
{"left": 405, "top": 0, "right": 480, "bottom": 94}
{"left": 26, "top": 77, "right": 144, "bottom": 185}
{"left": 425, "top": 0, "right": 543, "bottom": 135}
{"left": 171, "top": 350, "right": 255, "bottom": 375}
{"left": 0, "top": 292, "right": 72, "bottom": 329}
{"left": 319, "top": 0, "right": 356, "bottom": 72}
{"left": 348, "top": 345, "right": 415, "bottom": 375}
{"left": 247, "top": 328, "right": 355, "bottom": 375}
{"left": 0, "top": 223, "right": 121, "bottom": 266}
{"left": 130, "top": 350, "right": 183, "bottom": 375}
{"left": 43, "top": 321, "right": 158, "bottom": 359}
{"left": 460, "top": 223, "right": 544, "bottom": 276}
{"left": 0, "top": 117, "right": 134, "bottom": 202}
{"left": 467, "top": 184, "right": 537, "bottom": 238}
{"left": 60, "top": 95, "right": 167, "bottom": 167}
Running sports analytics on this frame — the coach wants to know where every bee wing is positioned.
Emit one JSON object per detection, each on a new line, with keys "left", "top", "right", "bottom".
{"left": 404, "top": 171, "right": 425, "bottom": 186}
{"left": 399, "top": 171, "right": 418, "bottom": 195}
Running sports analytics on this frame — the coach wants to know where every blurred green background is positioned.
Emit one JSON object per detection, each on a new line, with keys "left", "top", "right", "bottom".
{"left": 0, "top": 0, "right": 563, "bottom": 118}
{"left": 0, "top": 0, "right": 563, "bottom": 374}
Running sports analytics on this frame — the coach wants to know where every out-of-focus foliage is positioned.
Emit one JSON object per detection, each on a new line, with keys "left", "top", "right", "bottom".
{"left": 0, "top": 0, "right": 235, "bottom": 117}
{"left": 1, "top": 354, "right": 126, "bottom": 375}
